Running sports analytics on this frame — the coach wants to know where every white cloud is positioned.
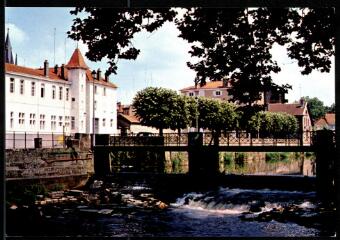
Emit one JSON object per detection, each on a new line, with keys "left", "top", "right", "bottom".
{"left": 5, "top": 23, "right": 28, "bottom": 44}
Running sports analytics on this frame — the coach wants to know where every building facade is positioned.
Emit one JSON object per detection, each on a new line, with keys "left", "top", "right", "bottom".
{"left": 180, "top": 80, "right": 287, "bottom": 106}
{"left": 5, "top": 33, "right": 118, "bottom": 142}
{"left": 267, "top": 99, "right": 313, "bottom": 132}
{"left": 180, "top": 80, "right": 234, "bottom": 101}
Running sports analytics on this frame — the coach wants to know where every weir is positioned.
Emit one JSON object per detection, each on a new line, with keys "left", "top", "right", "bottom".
{"left": 93, "top": 130, "right": 335, "bottom": 196}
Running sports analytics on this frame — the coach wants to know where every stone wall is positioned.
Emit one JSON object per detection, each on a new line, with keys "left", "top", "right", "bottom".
{"left": 6, "top": 148, "right": 93, "bottom": 179}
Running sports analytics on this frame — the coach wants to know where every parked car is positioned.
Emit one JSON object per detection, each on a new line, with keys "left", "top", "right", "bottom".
{"left": 136, "top": 132, "right": 155, "bottom": 137}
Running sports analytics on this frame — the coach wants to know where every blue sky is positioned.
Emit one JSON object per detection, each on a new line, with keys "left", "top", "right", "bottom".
{"left": 5, "top": 7, "right": 335, "bottom": 106}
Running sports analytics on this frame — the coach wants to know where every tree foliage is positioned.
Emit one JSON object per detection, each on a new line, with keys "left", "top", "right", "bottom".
{"left": 302, "top": 96, "right": 327, "bottom": 123}
{"left": 132, "top": 87, "right": 182, "bottom": 135}
{"left": 197, "top": 98, "right": 238, "bottom": 131}
{"left": 132, "top": 87, "right": 239, "bottom": 133}
{"left": 248, "top": 111, "right": 298, "bottom": 137}
{"left": 326, "top": 103, "right": 335, "bottom": 113}
{"left": 68, "top": 7, "right": 334, "bottom": 105}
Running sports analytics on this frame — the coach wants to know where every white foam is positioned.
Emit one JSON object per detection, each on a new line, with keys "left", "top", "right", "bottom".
{"left": 180, "top": 203, "right": 249, "bottom": 215}
{"left": 298, "top": 201, "right": 316, "bottom": 209}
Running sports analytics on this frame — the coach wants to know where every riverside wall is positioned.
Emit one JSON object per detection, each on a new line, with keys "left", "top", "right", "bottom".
{"left": 6, "top": 148, "right": 94, "bottom": 189}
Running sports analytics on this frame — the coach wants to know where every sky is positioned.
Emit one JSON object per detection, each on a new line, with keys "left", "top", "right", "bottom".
{"left": 5, "top": 7, "right": 335, "bottom": 106}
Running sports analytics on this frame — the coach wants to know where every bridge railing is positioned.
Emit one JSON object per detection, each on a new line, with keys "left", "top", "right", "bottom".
{"left": 109, "top": 131, "right": 317, "bottom": 147}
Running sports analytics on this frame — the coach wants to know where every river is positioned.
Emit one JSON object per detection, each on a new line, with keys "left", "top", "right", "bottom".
{"left": 6, "top": 181, "right": 335, "bottom": 237}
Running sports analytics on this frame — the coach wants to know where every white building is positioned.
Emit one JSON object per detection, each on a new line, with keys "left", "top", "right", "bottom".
{"left": 5, "top": 32, "right": 118, "bottom": 148}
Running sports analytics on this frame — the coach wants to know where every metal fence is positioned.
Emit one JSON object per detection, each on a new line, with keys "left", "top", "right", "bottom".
{"left": 5, "top": 131, "right": 71, "bottom": 149}
{"left": 109, "top": 131, "right": 316, "bottom": 147}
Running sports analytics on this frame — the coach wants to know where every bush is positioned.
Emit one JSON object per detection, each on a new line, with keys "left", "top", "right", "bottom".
{"left": 7, "top": 183, "right": 47, "bottom": 206}
{"left": 171, "top": 152, "right": 185, "bottom": 173}
{"left": 265, "top": 152, "right": 289, "bottom": 162}
{"left": 235, "top": 152, "right": 247, "bottom": 167}
{"left": 305, "top": 152, "right": 314, "bottom": 158}
{"left": 248, "top": 111, "right": 298, "bottom": 137}
{"left": 223, "top": 153, "right": 233, "bottom": 166}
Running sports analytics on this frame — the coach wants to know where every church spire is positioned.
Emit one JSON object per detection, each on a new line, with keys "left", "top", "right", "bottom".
{"left": 5, "top": 28, "right": 14, "bottom": 64}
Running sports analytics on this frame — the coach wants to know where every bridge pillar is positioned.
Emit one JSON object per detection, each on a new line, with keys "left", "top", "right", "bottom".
{"left": 188, "top": 132, "right": 219, "bottom": 175}
{"left": 93, "top": 148, "right": 111, "bottom": 177}
{"left": 314, "top": 130, "right": 335, "bottom": 205}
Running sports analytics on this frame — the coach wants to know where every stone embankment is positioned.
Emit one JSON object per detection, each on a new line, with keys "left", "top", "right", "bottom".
{"left": 6, "top": 148, "right": 94, "bottom": 180}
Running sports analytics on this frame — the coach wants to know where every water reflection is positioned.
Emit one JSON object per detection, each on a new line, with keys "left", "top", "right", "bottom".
{"left": 164, "top": 151, "right": 315, "bottom": 176}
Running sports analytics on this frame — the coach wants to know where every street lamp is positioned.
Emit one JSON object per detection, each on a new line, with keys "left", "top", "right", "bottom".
{"left": 195, "top": 96, "right": 199, "bottom": 132}
{"left": 91, "top": 70, "right": 96, "bottom": 150}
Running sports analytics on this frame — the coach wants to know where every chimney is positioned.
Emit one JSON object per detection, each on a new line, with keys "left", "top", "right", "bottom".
{"left": 299, "top": 98, "right": 305, "bottom": 107}
{"left": 105, "top": 72, "right": 109, "bottom": 82}
{"left": 117, "top": 102, "right": 122, "bottom": 113}
{"left": 44, "top": 60, "right": 49, "bottom": 77}
{"left": 97, "top": 68, "right": 101, "bottom": 81}
{"left": 54, "top": 64, "right": 58, "bottom": 74}
{"left": 91, "top": 70, "right": 96, "bottom": 80}
{"left": 222, "top": 77, "right": 228, "bottom": 88}
{"left": 61, "top": 64, "right": 65, "bottom": 79}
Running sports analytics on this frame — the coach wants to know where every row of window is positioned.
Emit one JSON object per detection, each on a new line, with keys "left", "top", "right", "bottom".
{"left": 9, "top": 78, "right": 70, "bottom": 101}
{"left": 9, "top": 78, "right": 108, "bottom": 99}
{"left": 9, "top": 111, "right": 115, "bottom": 130}
{"left": 9, "top": 112, "right": 74, "bottom": 130}
{"left": 188, "top": 90, "right": 222, "bottom": 97}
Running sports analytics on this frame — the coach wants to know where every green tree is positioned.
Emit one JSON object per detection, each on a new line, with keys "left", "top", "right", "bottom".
{"left": 248, "top": 111, "right": 298, "bottom": 137}
{"left": 196, "top": 98, "right": 239, "bottom": 145}
{"left": 302, "top": 96, "right": 327, "bottom": 123}
{"left": 197, "top": 98, "right": 238, "bottom": 131}
{"left": 68, "top": 8, "right": 334, "bottom": 105}
{"left": 132, "top": 87, "right": 182, "bottom": 135}
{"left": 325, "top": 103, "right": 335, "bottom": 113}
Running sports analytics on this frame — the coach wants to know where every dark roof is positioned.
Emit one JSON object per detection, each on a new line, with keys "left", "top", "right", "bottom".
{"left": 5, "top": 31, "right": 14, "bottom": 64}
{"left": 267, "top": 103, "right": 306, "bottom": 116}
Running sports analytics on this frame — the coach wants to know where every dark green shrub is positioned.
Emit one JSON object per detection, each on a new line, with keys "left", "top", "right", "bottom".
{"left": 305, "top": 152, "right": 314, "bottom": 158}
{"left": 266, "top": 152, "right": 289, "bottom": 162}
{"left": 171, "top": 152, "right": 185, "bottom": 173}
{"left": 266, "top": 152, "right": 280, "bottom": 162}
{"left": 223, "top": 153, "right": 233, "bottom": 166}
{"left": 7, "top": 184, "right": 47, "bottom": 206}
{"left": 235, "top": 152, "right": 246, "bottom": 167}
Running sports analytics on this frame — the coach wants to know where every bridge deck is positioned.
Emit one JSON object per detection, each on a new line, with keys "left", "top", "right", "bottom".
{"left": 94, "top": 145, "right": 314, "bottom": 152}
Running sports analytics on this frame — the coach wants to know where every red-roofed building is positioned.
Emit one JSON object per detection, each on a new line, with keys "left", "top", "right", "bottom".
{"left": 117, "top": 102, "right": 175, "bottom": 135}
{"left": 267, "top": 99, "right": 312, "bottom": 132}
{"left": 180, "top": 80, "right": 286, "bottom": 105}
{"left": 5, "top": 31, "right": 118, "bottom": 148}
{"left": 314, "top": 113, "right": 335, "bottom": 130}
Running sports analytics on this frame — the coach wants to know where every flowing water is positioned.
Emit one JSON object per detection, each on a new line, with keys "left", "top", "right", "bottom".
{"left": 6, "top": 183, "right": 335, "bottom": 237}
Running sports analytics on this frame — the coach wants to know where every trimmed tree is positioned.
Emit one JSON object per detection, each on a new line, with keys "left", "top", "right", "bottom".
{"left": 248, "top": 111, "right": 298, "bottom": 138}
{"left": 132, "top": 87, "right": 178, "bottom": 135}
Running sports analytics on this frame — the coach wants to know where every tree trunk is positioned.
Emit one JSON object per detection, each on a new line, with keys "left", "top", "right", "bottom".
{"left": 159, "top": 128, "right": 163, "bottom": 136}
